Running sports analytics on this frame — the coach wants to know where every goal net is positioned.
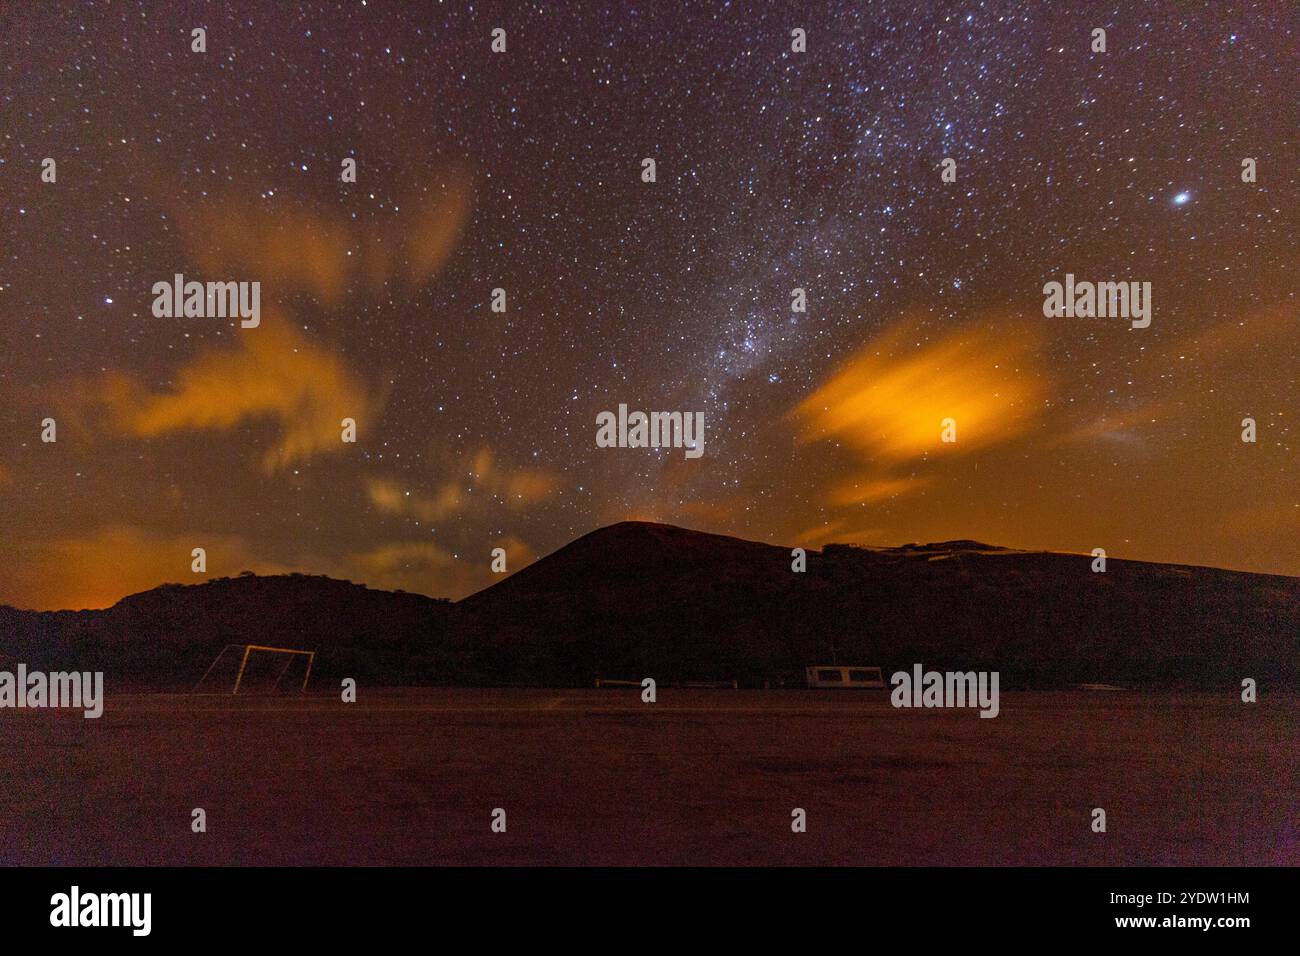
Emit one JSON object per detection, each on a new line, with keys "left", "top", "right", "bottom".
{"left": 192, "top": 644, "right": 316, "bottom": 695}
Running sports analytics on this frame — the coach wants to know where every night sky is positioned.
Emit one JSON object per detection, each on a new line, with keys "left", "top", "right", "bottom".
{"left": 1, "top": 1, "right": 1295, "bottom": 610}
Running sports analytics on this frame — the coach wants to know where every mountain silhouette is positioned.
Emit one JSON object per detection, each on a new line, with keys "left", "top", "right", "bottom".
{"left": 0, "top": 572, "right": 456, "bottom": 688}
{"left": 2, "top": 522, "right": 1297, "bottom": 689}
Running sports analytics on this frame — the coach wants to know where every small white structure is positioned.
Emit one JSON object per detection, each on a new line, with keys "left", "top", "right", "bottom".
{"left": 805, "top": 665, "right": 884, "bottom": 689}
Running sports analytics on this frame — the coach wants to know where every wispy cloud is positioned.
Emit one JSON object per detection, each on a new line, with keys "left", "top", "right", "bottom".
{"left": 826, "top": 476, "right": 927, "bottom": 506}
{"left": 1051, "top": 401, "right": 1170, "bottom": 447}
{"left": 366, "top": 446, "right": 558, "bottom": 523}
{"left": 790, "top": 313, "right": 1045, "bottom": 513}
{"left": 86, "top": 319, "right": 380, "bottom": 473}
{"left": 366, "top": 477, "right": 463, "bottom": 522}
{"left": 349, "top": 535, "right": 536, "bottom": 599}
{"left": 165, "top": 170, "right": 473, "bottom": 306}
{"left": 793, "top": 314, "right": 1045, "bottom": 461}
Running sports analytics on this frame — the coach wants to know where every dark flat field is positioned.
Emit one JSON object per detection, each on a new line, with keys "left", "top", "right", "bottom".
{"left": 2, "top": 689, "right": 1295, "bottom": 866}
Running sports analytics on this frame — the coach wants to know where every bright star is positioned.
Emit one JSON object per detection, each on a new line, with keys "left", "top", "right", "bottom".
{"left": 1172, "top": 192, "right": 1191, "bottom": 206}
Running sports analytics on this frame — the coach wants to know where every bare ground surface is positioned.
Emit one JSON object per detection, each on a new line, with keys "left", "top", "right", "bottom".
{"left": 2, "top": 689, "right": 1296, "bottom": 865}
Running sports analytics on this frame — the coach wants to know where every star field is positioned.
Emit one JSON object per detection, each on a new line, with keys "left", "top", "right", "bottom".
{"left": 0, "top": 1, "right": 1296, "bottom": 609}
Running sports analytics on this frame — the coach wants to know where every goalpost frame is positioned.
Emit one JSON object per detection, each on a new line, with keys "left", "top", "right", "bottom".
{"left": 193, "top": 643, "right": 316, "bottom": 695}
{"left": 234, "top": 645, "right": 315, "bottom": 695}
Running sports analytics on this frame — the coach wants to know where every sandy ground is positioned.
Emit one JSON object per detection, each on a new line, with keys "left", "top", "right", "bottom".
{"left": 1, "top": 688, "right": 1295, "bottom": 865}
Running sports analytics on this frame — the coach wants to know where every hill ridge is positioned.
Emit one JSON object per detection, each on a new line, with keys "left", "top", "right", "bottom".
{"left": 1, "top": 521, "right": 1296, "bottom": 688}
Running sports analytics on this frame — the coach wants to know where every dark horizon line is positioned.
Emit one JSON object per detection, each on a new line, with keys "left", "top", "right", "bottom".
{"left": 3, "top": 519, "right": 1296, "bottom": 616}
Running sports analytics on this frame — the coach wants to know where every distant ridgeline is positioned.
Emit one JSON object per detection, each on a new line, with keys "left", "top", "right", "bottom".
{"left": 1, "top": 523, "right": 1296, "bottom": 690}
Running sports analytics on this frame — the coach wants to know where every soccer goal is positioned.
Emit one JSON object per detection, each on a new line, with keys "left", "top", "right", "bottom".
{"left": 192, "top": 644, "right": 316, "bottom": 695}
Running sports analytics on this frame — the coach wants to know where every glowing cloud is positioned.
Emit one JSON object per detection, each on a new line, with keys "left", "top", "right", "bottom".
{"left": 793, "top": 315, "right": 1045, "bottom": 461}
{"left": 366, "top": 477, "right": 464, "bottom": 523}
{"left": 367, "top": 447, "right": 556, "bottom": 525}
{"left": 468, "top": 447, "right": 557, "bottom": 506}
{"left": 94, "top": 319, "right": 379, "bottom": 473}
{"left": 1, "top": 526, "right": 291, "bottom": 611}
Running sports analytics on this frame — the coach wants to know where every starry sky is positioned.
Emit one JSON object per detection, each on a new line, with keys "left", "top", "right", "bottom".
{"left": 1, "top": 1, "right": 1296, "bottom": 610}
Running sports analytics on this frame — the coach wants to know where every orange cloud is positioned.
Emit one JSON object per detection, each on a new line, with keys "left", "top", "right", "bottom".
{"left": 366, "top": 478, "right": 407, "bottom": 514}
{"left": 0, "top": 525, "right": 292, "bottom": 611}
{"left": 168, "top": 170, "right": 473, "bottom": 307}
{"left": 367, "top": 447, "right": 557, "bottom": 524}
{"left": 348, "top": 535, "right": 536, "bottom": 599}
{"left": 793, "top": 314, "right": 1045, "bottom": 461}
{"left": 468, "top": 447, "right": 557, "bottom": 506}
{"left": 789, "top": 313, "right": 1046, "bottom": 516}
{"left": 496, "top": 536, "right": 537, "bottom": 571}
{"left": 89, "top": 319, "right": 379, "bottom": 472}
{"left": 366, "top": 477, "right": 464, "bottom": 522}
{"left": 353, "top": 541, "right": 455, "bottom": 576}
